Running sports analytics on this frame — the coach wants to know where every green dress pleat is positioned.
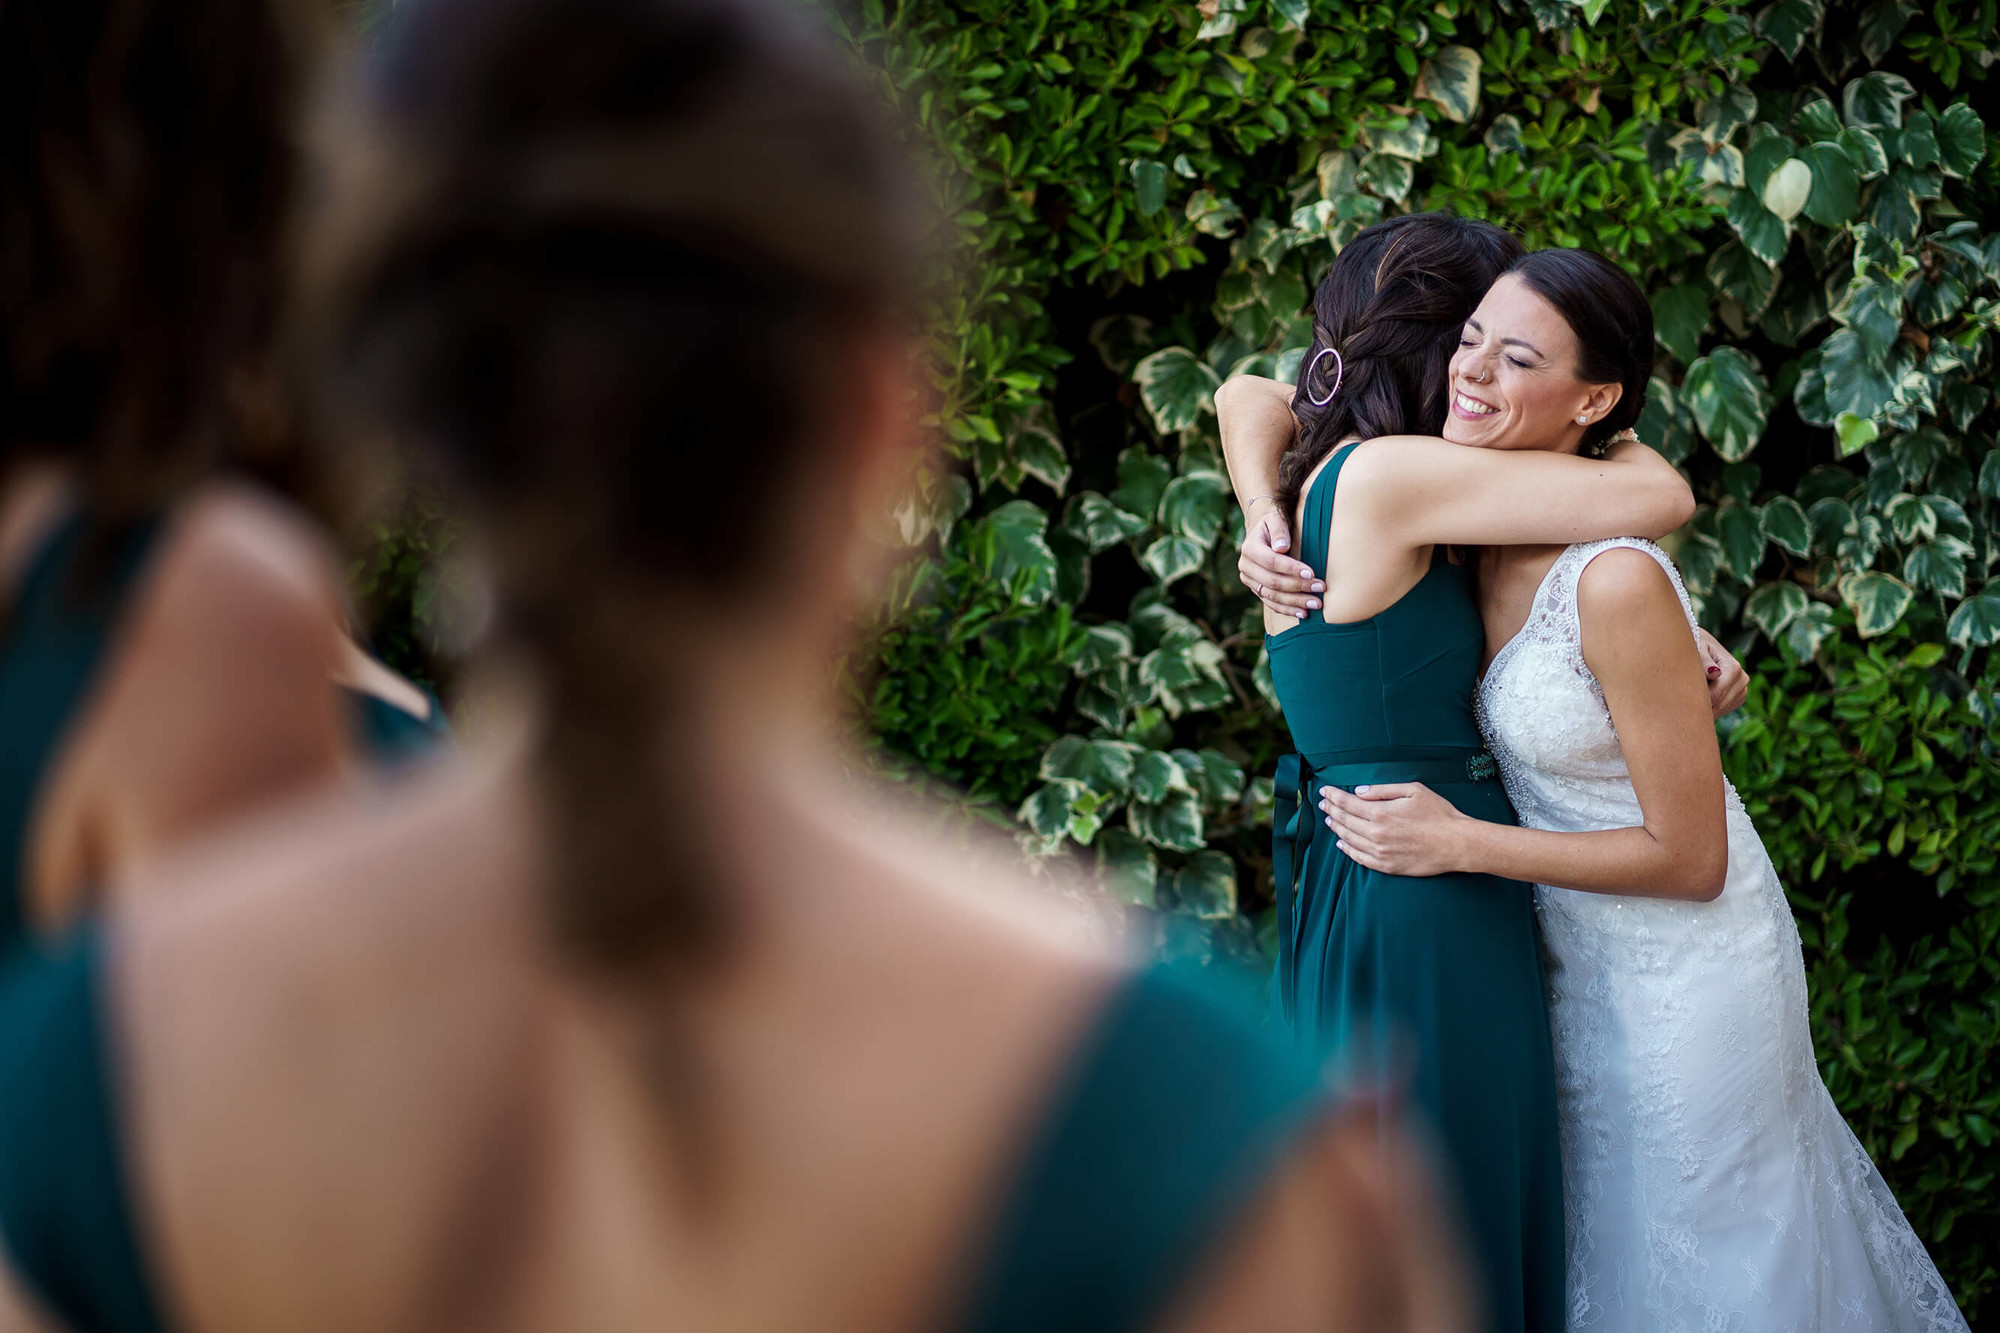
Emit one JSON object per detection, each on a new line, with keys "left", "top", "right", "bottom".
{"left": 1265, "top": 444, "right": 1564, "bottom": 1333}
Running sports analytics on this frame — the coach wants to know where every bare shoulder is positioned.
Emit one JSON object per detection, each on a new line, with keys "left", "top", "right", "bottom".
{"left": 1333, "top": 434, "right": 1460, "bottom": 499}
{"left": 142, "top": 484, "right": 345, "bottom": 649}
{"left": 1574, "top": 543, "right": 1682, "bottom": 619}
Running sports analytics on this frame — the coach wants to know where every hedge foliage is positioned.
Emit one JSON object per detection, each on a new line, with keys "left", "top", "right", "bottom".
{"left": 826, "top": 0, "right": 2000, "bottom": 1314}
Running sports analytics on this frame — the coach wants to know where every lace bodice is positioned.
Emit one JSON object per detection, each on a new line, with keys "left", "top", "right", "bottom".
{"left": 1473, "top": 538, "right": 1967, "bottom": 1333}
{"left": 1476, "top": 538, "right": 1742, "bottom": 835}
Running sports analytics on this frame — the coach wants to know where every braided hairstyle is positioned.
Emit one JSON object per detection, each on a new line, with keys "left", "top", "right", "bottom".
{"left": 1276, "top": 212, "right": 1522, "bottom": 522}
{"left": 312, "top": 0, "right": 918, "bottom": 981}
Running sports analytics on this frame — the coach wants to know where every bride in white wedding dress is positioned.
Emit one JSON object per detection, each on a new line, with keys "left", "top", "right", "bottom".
{"left": 1313, "top": 249, "right": 1969, "bottom": 1332}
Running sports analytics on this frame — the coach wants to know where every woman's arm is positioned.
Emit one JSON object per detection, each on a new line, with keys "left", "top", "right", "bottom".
{"left": 1337, "top": 434, "right": 1694, "bottom": 550}
{"left": 1216, "top": 376, "right": 1320, "bottom": 617}
{"left": 1319, "top": 548, "right": 1729, "bottom": 902}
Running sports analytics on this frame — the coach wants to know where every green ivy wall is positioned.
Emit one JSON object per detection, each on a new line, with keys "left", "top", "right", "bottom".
{"left": 834, "top": 0, "right": 2000, "bottom": 1315}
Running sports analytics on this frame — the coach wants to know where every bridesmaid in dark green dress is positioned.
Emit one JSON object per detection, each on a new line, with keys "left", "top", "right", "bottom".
{"left": 1217, "top": 214, "right": 1698, "bottom": 1333}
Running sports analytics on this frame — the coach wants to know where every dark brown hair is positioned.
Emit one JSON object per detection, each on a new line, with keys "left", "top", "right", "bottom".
{"left": 0, "top": 0, "right": 315, "bottom": 521}
{"left": 1504, "top": 248, "right": 1652, "bottom": 455}
{"left": 1277, "top": 212, "right": 1522, "bottom": 520}
{"left": 318, "top": 0, "right": 917, "bottom": 978}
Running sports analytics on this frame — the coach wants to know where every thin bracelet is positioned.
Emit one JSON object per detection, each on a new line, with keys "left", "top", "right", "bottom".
{"left": 1243, "top": 493, "right": 1277, "bottom": 509}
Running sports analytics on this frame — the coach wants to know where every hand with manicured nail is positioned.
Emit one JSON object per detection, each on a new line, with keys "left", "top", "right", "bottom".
{"left": 1318, "top": 781, "right": 1472, "bottom": 878}
{"left": 1238, "top": 506, "right": 1324, "bottom": 617}
{"left": 1695, "top": 628, "right": 1747, "bottom": 719}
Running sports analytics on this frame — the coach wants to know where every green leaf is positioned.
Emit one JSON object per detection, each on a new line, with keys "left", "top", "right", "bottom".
{"left": 1139, "top": 534, "right": 1206, "bottom": 586}
{"left": 1635, "top": 376, "right": 1699, "bottom": 464}
{"left": 1800, "top": 143, "right": 1861, "bottom": 225}
{"left": 1094, "top": 829, "right": 1158, "bottom": 907}
{"left": 1484, "top": 114, "right": 1524, "bottom": 155}
{"left": 1089, "top": 315, "right": 1153, "bottom": 376}
{"left": 1762, "top": 495, "right": 1812, "bottom": 555}
{"left": 1761, "top": 159, "right": 1812, "bottom": 221}
{"left": 1837, "top": 126, "right": 1891, "bottom": 178}
{"left": 1727, "top": 191, "right": 1790, "bottom": 266}
{"left": 1904, "top": 538, "right": 1971, "bottom": 598}
{"left": 1718, "top": 502, "right": 1767, "bottom": 579}
{"left": 1167, "top": 850, "right": 1238, "bottom": 919}
{"left": 1065, "top": 492, "right": 1149, "bottom": 552}
{"left": 1133, "top": 348, "right": 1221, "bottom": 434}
{"left": 1269, "top": 0, "right": 1311, "bottom": 29}
{"left": 1981, "top": 450, "right": 2000, "bottom": 501}
{"left": 1781, "top": 601, "right": 1838, "bottom": 659}
{"left": 1836, "top": 412, "right": 1881, "bottom": 457}
{"left": 1946, "top": 588, "right": 2000, "bottom": 647}
{"left": 1131, "top": 158, "right": 1168, "bottom": 216}
{"left": 1707, "top": 242, "right": 1778, "bottom": 319}
{"left": 1816, "top": 331, "right": 1898, "bottom": 421}
{"left": 1843, "top": 71, "right": 1916, "bottom": 130}
{"left": 1699, "top": 86, "right": 1759, "bottom": 144}
{"left": 1885, "top": 492, "right": 1937, "bottom": 543}
{"left": 1652, "top": 285, "right": 1711, "bottom": 365}
{"left": 1838, "top": 276, "right": 1904, "bottom": 359}
{"left": 1841, "top": 570, "right": 1915, "bottom": 636}
{"left": 1172, "top": 748, "right": 1246, "bottom": 806}
{"left": 1159, "top": 470, "right": 1231, "bottom": 545}
{"left": 1414, "top": 46, "right": 1481, "bottom": 123}
{"left": 1936, "top": 103, "right": 1986, "bottom": 178}
{"left": 1042, "top": 736, "right": 1138, "bottom": 793}
{"left": 1018, "top": 782, "right": 1077, "bottom": 838}
{"left": 1185, "top": 189, "right": 1243, "bottom": 237}
{"left": 1759, "top": 0, "right": 1823, "bottom": 58}
{"left": 1127, "top": 790, "right": 1205, "bottom": 851}
{"left": 976, "top": 500, "right": 1060, "bottom": 604}
{"left": 1794, "top": 97, "right": 1842, "bottom": 141}
{"left": 1857, "top": 0, "right": 1915, "bottom": 63}
{"left": 1128, "top": 748, "right": 1192, "bottom": 802}
{"left": 1195, "top": 0, "right": 1245, "bottom": 39}
{"left": 1868, "top": 176, "right": 1922, "bottom": 243}
{"left": 1010, "top": 420, "right": 1070, "bottom": 494}
{"left": 1110, "top": 447, "right": 1172, "bottom": 520}
{"left": 1746, "top": 579, "right": 1809, "bottom": 639}
{"left": 1898, "top": 111, "right": 1941, "bottom": 171}
{"left": 1684, "top": 347, "right": 1773, "bottom": 462}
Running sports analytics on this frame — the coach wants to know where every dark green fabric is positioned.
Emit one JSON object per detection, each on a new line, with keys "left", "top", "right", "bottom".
{"left": 959, "top": 962, "right": 1330, "bottom": 1333}
{"left": 1263, "top": 444, "right": 1565, "bottom": 1333}
{"left": 345, "top": 685, "right": 450, "bottom": 768}
{"left": 0, "top": 926, "right": 166, "bottom": 1333}
{"left": 0, "top": 515, "right": 162, "bottom": 954}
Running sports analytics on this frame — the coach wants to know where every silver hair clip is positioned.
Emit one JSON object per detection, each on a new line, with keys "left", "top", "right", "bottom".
{"left": 1305, "top": 346, "right": 1344, "bottom": 406}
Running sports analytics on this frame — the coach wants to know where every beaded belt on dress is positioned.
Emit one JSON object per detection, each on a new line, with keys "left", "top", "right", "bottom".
{"left": 1271, "top": 747, "right": 1498, "bottom": 1027}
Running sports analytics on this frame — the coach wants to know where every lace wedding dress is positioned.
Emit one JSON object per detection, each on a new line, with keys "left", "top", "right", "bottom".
{"left": 1475, "top": 538, "right": 1968, "bottom": 1333}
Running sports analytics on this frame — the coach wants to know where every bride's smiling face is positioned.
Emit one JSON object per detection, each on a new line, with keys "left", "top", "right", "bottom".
{"left": 1444, "top": 273, "right": 1623, "bottom": 453}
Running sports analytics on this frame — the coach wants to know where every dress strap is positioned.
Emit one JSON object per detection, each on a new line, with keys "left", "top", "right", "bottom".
{"left": 1293, "top": 440, "right": 1361, "bottom": 604}
{"left": 0, "top": 512, "right": 164, "bottom": 950}
{"left": 957, "top": 964, "right": 1331, "bottom": 1333}
{"left": 0, "top": 926, "right": 167, "bottom": 1333}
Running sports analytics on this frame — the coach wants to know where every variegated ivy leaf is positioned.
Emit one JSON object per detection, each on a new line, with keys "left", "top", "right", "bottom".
{"left": 1635, "top": 375, "right": 1699, "bottom": 464}
{"left": 1139, "top": 635, "right": 1230, "bottom": 717}
{"left": 1836, "top": 126, "right": 1890, "bottom": 178}
{"left": 1900, "top": 111, "right": 1942, "bottom": 172}
{"left": 1762, "top": 159, "right": 1812, "bottom": 221}
{"left": 1484, "top": 114, "right": 1525, "bottom": 155}
{"left": 1128, "top": 748, "right": 1193, "bottom": 803}
{"left": 1698, "top": 85, "right": 1758, "bottom": 144}
{"left": 1717, "top": 503, "right": 1767, "bottom": 581}
{"left": 1781, "top": 601, "right": 1839, "bottom": 660}
{"left": 1414, "top": 46, "right": 1481, "bottom": 124}
{"left": 1139, "top": 534, "right": 1206, "bottom": 587}
{"left": 1009, "top": 418, "right": 1069, "bottom": 495}
{"left": 1814, "top": 331, "right": 1897, "bottom": 422}
{"left": 1794, "top": 96, "right": 1842, "bottom": 140}
{"left": 1843, "top": 71, "right": 1916, "bottom": 131}
{"left": 1185, "top": 189, "right": 1243, "bottom": 237}
{"left": 1127, "top": 790, "right": 1205, "bottom": 852}
{"left": 1799, "top": 143, "right": 1860, "bottom": 226}
{"left": 1357, "top": 152, "right": 1414, "bottom": 203}
{"left": 1904, "top": 538, "right": 1973, "bottom": 599}
{"left": 1133, "top": 348, "right": 1221, "bottom": 435}
{"left": 1745, "top": 580, "right": 1808, "bottom": 640}
{"left": 1269, "top": 0, "right": 1311, "bottom": 31}
{"left": 1064, "top": 492, "right": 1150, "bottom": 553}
{"left": 1018, "top": 781, "right": 1080, "bottom": 839}
{"left": 1159, "top": 470, "right": 1232, "bottom": 546}
{"left": 1172, "top": 748, "right": 1246, "bottom": 807}
{"left": 1706, "top": 241, "right": 1777, "bottom": 320}
{"left": 1947, "top": 588, "right": 2000, "bottom": 648}
{"left": 1762, "top": 495, "right": 1812, "bottom": 556}
{"left": 1194, "top": 0, "right": 1245, "bottom": 40}
{"left": 1841, "top": 570, "right": 1914, "bottom": 637}
{"left": 1936, "top": 103, "right": 1987, "bottom": 178}
{"left": 1759, "top": 0, "right": 1824, "bottom": 59}
{"left": 1040, "top": 735, "right": 1138, "bottom": 794}
{"left": 1858, "top": 0, "right": 1915, "bottom": 61}
{"left": 1885, "top": 492, "right": 1938, "bottom": 544}
{"left": 973, "top": 500, "right": 1060, "bottom": 605}
{"left": 1369, "top": 114, "right": 1433, "bottom": 161}
{"left": 1727, "top": 190, "right": 1790, "bottom": 266}
{"left": 1073, "top": 623, "right": 1135, "bottom": 674}
{"left": 1089, "top": 314, "right": 1154, "bottom": 376}
{"left": 1836, "top": 275, "right": 1904, "bottom": 360}
{"left": 1168, "top": 850, "right": 1239, "bottom": 920}
{"left": 1684, "top": 347, "right": 1773, "bottom": 462}
{"left": 1651, "top": 284, "right": 1710, "bottom": 366}
{"left": 1670, "top": 128, "right": 1746, "bottom": 186}
{"left": 1094, "top": 829, "right": 1157, "bottom": 907}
